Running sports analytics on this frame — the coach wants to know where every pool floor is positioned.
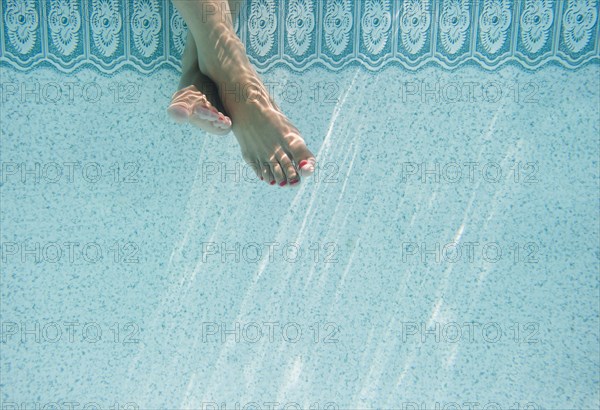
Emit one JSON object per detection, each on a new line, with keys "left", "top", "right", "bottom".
{"left": 1, "top": 63, "right": 599, "bottom": 409}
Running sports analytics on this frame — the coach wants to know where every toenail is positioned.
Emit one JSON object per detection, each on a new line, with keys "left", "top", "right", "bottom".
{"left": 270, "top": 180, "right": 276, "bottom": 185}
{"left": 290, "top": 179, "right": 299, "bottom": 185}
{"left": 260, "top": 176, "right": 264, "bottom": 180}
{"left": 279, "top": 181, "right": 287, "bottom": 187}
{"left": 299, "top": 160, "right": 308, "bottom": 168}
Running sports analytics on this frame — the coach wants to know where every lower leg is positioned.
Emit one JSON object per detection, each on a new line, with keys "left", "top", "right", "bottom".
{"left": 172, "top": 0, "right": 316, "bottom": 185}
{"left": 178, "top": 0, "right": 241, "bottom": 112}
{"left": 178, "top": 30, "right": 200, "bottom": 89}
{"left": 167, "top": 30, "right": 231, "bottom": 134}
{"left": 172, "top": 0, "right": 263, "bottom": 94}
{"left": 178, "top": 31, "right": 225, "bottom": 114}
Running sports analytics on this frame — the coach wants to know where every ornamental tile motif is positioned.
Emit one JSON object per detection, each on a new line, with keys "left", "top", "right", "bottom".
{"left": 1, "top": 0, "right": 598, "bottom": 73}
{"left": 286, "top": 0, "right": 315, "bottom": 56}
{"left": 479, "top": 0, "right": 512, "bottom": 55}
{"left": 361, "top": 0, "right": 392, "bottom": 55}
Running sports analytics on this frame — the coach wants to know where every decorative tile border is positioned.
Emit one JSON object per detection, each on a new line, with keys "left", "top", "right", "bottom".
{"left": 1, "top": 0, "right": 598, "bottom": 74}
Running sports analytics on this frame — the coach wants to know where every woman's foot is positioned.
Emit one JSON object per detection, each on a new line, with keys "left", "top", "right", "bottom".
{"left": 167, "top": 32, "right": 232, "bottom": 135}
{"left": 168, "top": 83, "right": 231, "bottom": 136}
{"left": 173, "top": 0, "right": 316, "bottom": 186}
{"left": 222, "top": 76, "right": 316, "bottom": 186}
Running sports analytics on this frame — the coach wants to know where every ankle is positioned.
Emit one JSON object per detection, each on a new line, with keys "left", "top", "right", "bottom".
{"left": 197, "top": 34, "right": 254, "bottom": 80}
{"left": 224, "top": 75, "right": 271, "bottom": 103}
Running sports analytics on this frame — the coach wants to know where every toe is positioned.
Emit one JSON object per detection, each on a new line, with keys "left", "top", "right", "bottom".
{"left": 187, "top": 97, "right": 231, "bottom": 135}
{"left": 269, "top": 160, "right": 286, "bottom": 186}
{"left": 278, "top": 153, "right": 300, "bottom": 186}
{"left": 259, "top": 161, "right": 275, "bottom": 185}
{"left": 189, "top": 115, "right": 229, "bottom": 135}
{"left": 169, "top": 85, "right": 231, "bottom": 136}
{"left": 211, "top": 113, "right": 232, "bottom": 130}
{"left": 217, "top": 113, "right": 232, "bottom": 128}
{"left": 290, "top": 143, "right": 316, "bottom": 177}
{"left": 208, "top": 120, "right": 231, "bottom": 135}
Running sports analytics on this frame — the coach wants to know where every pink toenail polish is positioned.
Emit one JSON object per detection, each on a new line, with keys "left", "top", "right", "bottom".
{"left": 270, "top": 180, "right": 276, "bottom": 185}
{"left": 279, "top": 181, "right": 287, "bottom": 187}
{"left": 290, "top": 179, "right": 299, "bottom": 185}
{"left": 260, "top": 176, "right": 264, "bottom": 180}
{"left": 298, "top": 160, "right": 308, "bottom": 169}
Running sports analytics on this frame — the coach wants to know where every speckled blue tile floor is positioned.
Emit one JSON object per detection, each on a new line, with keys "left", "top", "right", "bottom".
{"left": 1, "top": 64, "right": 599, "bottom": 409}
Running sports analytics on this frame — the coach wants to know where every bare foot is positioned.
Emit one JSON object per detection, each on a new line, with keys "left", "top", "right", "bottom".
{"left": 223, "top": 78, "right": 316, "bottom": 186}
{"left": 172, "top": 1, "right": 315, "bottom": 186}
{"left": 167, "top": 32, "right": 232, "bottom": 136}
{"left": 168, "top": 83, "right": 231, "bottom": 136}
